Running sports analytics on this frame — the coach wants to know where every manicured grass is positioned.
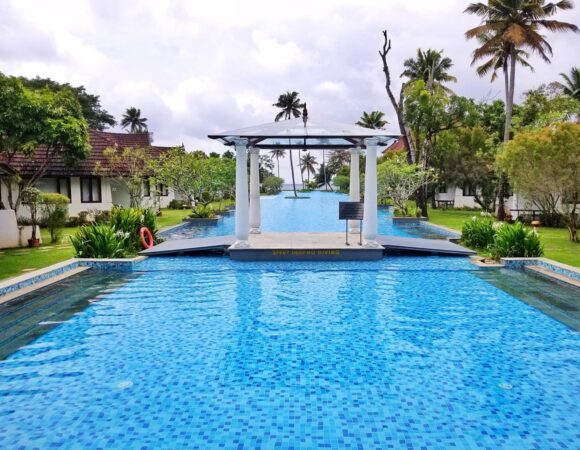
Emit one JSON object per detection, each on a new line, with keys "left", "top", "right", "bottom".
{"left": 0, "top": 228, "right": 77, "bottom": 281}
{"left": 156, "top": 209, "right": 191, "bottom": 229}
{"left": 156, "top": 200, "right": 234, "bottom": 229}
{"left": 0, "top": 204, "right": 235, "bottom": 282}
{"left": 428, "top": 208, "right": 579, "bottom": 267}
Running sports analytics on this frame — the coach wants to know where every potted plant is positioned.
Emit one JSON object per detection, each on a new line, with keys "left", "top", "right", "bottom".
{"left": 22, "top": 186, "right": 42, "bottom": 247}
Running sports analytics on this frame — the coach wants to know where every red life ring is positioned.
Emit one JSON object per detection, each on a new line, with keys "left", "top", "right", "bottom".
{"left": 140, "top": 227, "right": 154, "bottom": 249}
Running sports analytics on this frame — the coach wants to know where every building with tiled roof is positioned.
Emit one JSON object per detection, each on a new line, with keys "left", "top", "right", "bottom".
{"left": 0, "top": 130, "right": 177, "bottom": 217}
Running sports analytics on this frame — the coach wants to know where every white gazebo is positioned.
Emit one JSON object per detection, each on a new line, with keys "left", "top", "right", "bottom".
{"left": 208, "top": 118, "right": 398, "bottom": 249}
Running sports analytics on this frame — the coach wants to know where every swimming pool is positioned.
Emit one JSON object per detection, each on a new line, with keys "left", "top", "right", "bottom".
{"left": 0, "top": 194, "right": 578, "bottom": 449}
{"left": 161, "top": 191, "right": 455, "bottom": 240}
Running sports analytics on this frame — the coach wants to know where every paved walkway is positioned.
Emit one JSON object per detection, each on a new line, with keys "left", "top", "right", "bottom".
{"left": 140, "top": 233, "right": 475, "bottom": 258}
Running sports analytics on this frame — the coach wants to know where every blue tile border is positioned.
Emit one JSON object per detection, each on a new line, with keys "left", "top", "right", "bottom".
{"left": 502, "top": 257, "right": 580, "bottom": 281}
{"left": 0, "top": 257, "right": 146, "bottom": 298}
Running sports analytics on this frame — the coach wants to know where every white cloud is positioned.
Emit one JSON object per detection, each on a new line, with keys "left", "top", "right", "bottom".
{"left": 2, "top": 0, "right": 579, "bottom": 183}
{"left": 251, "top": 31, "right": 307, "bottom": 72}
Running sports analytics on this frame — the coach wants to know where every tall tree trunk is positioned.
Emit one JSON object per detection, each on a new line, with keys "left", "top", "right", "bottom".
{"left": 298, "top": 150, "right": 304, "bottom": 189}
{"left": 379, "top": 30, "right": 417, "bottom": 164}
{"left": 276, "top": 156, "right": 280, "bottom": 178}
{"left": 497, "top": 50, "right": 517, "bottom": 221}
{"left": 289, "top": 150, "right": 298, "bottom": 198}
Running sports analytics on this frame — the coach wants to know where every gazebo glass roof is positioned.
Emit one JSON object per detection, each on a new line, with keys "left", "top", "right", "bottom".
{"left": 208, "top": 118, "right": 399, "bottom": 149}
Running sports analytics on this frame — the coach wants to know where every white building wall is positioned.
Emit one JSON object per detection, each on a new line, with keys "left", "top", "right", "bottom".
{"left": 0, "top": 176, "right": 175, "bottom": 220}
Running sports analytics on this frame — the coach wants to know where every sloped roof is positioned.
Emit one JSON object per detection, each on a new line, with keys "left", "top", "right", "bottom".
{"left": 381, "top": 138, "right": 406, "bottom": 154}
{"left": 209, "top": 118, "right": 398, "bottom": 149}
{"left": 0, "top": 130, "right": 173, "bottom": 177}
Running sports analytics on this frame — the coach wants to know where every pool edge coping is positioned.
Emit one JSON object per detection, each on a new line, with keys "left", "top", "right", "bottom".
{"left": 0, "top": 256, "right": 147, "bottom": 299}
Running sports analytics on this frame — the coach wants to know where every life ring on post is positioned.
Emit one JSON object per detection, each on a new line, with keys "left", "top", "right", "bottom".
{"left": 140, "top": 227, "right": 154, "bottom": 249}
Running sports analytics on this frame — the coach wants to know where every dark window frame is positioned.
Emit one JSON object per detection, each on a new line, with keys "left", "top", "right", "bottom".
{"left": 157, "top": 183, "right": 169, "bottom": 196}
{"left": 80, "top": 177, "right": 102, "bottom": 203}
{"left": 438, "top": 183, "right": 447, "bottom": 194}
{"left": 56, "top": 177, "right": 72, "bottom": 203}
{"left": 462, "top": 183, "right": 476, "bottom": 197}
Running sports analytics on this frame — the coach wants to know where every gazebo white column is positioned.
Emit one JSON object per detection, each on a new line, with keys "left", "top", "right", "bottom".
{"left": 233, "top": 138, "right": 250, "bottom": 247}
{"left": 363, "top": 138, "right": 379, "bottom": 246}
{"left": 249, "top": 147, "right": 261, "bottom": 234}
{"left": 349, "top": 148, "right": 361, "bottom": 232}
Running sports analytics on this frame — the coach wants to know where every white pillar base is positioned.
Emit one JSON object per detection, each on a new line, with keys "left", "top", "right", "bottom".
{"left": 231, "top": 240, "right": 250, "bottom": 249}
{"left": 249, "top": 227, "right": 261, "bottom": 234}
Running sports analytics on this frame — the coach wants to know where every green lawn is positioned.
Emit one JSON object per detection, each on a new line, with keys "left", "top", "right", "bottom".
{"left": 0, "top": 205, "right": 229, "bottom": 282}
{"left": 428, "top": 208, "right": 579, "bottom": 267}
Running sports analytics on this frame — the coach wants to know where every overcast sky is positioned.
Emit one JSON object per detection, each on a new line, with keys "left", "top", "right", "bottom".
{"left": 1, "top": 0, "right": 579, "bottom": 182}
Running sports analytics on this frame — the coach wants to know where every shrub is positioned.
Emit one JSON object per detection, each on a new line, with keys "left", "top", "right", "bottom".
{"left": 41, "top": 193, "right": 70, "bottom": 243}
{"left": 168, "top": 199, "right": 190, "bottom": 209}
{"left": 461, "top": 216, "right": 496, "bottom": 249}
{"left": 110, "top": 206, "right": 159, "bottom": 251}
{"left": 332, "top": 175, "right": 350, "bottom": 193}
{"left": 490, "top": 221, "right": 544, "bottom": 259}
{"left": 70, "top": 225, "right": 128, "bottom": 258}
{"left": 78, "top": 211, "right": 91, "bottom": 225}
{"left": 394, "top": 204, "right": 422, "bottom": 217}
{"left": 262, "top": 176, "right": 283, "bottom": 195}
{"left": 92, "top": 209, "right": 111, "bottom": 224}
{"left": 189, "top": 204, "right": 216, "bottom": 218}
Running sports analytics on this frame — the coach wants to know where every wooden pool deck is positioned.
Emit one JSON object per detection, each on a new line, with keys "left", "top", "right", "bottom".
{"left": 140, "top": 232, "right": 475, "bottom": 260}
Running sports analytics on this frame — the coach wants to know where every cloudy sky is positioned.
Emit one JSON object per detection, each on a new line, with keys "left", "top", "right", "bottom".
{"left": 1, "top": 0, "right": 579, "bottom": 182}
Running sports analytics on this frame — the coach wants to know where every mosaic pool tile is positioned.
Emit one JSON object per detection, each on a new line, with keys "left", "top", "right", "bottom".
{"left": 0, "top": 256, "right": 578, "bottom": 449}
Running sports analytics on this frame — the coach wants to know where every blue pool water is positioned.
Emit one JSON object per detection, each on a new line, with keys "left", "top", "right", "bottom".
{"left": 0, "top": 194, "right": 578, "bottom": 449}
{"left": 162, "top": 191, "right": 455, "bottom": 240}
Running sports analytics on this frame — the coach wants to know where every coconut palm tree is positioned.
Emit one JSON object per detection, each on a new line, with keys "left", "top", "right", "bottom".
{"left": 464, "top": 0, "right": 578, "bottom": 219}
{"left": 401, "top": 49, "right": 457, "bottom": 91}
{"left": 560, "top": 66, "right": 580, "bottom": 99}
{"left": 121, "top": 107, "right": 148, "bottom": 133}
{"left": 300, "top": 152, "right": 318, "bottom": 184}
{"left": 356, "top": 111, "right": 388, "bottom": 129}
{"left": 472, "top": 32, "right": 534, "bottom": 83}
{"left": 273, "top": 91, "right": 305, "bottom": 197}
{"left": 270, "top": 149, "right": 286, "bottom": 178}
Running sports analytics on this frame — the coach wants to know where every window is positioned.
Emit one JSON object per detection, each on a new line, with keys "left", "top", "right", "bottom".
{"left": 462, "top": 183, "right": 476, "bottom": 197}
{"left": 143, "top": 178, "right": 151, "bottom": 197}
{"left": 157, "top": 183, "right": 169, "bottom": 196}
{"left": 56, "top": 177, "right": 71, "bottom": 202}
{"left": 80, "top": 177, "right": 102, "bottom": 203}
{"left": 438, "top": 183, "right": 447, "bottom": 194}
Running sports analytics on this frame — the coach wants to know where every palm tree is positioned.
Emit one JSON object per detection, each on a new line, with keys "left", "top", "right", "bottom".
{"left": 465, "top": 0, "right": 578, "bottom": 219}
{"left": 356, "top": 111, "right": 388, "bottom": 129}
{"left": 472, "top": 32, "right": 533, "bottom": 83}
{"left": 401, "top": 48, "right": 457, "bottom": 91}
{"left": 560, "top": 66, "right": 580, "bottom": 99}
{"left": 270, "top": 149, "right": 286, "bottom": 178}
{"left": 273, "top": 91, "right": 305, "bottom": 197}
{"left": 121, "top": 107, "right": 148, "bottom": 133}
{"left": 300, "top": 152, "right": 318, "bottom": 184}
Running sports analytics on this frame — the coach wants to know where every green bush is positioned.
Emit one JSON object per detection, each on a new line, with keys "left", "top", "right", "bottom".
{"left": 189, "top": 204, "right": 216, "bottom": 218}
{"left": 110, "top": 206, "right": 160, "bottom": 251}
{"left": 41, "top": 193, "right": 70, "bottom": 243}
{"left": 461, "top": 216, "right": 496, "bottom": 249}
{"left": 262, "top": 176, "right": 284, "bottom": 195}
{"left": 490, "top": 221, "right": 544, "bottom": 259}
{"left": 332, "top": 175, "right": 350, "bottom": 193}
{"left": 168, "top": 199, "right": 190, "bottom": 209}
{"left": 70, "top": 225, "right": 128, "bottom": 258}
